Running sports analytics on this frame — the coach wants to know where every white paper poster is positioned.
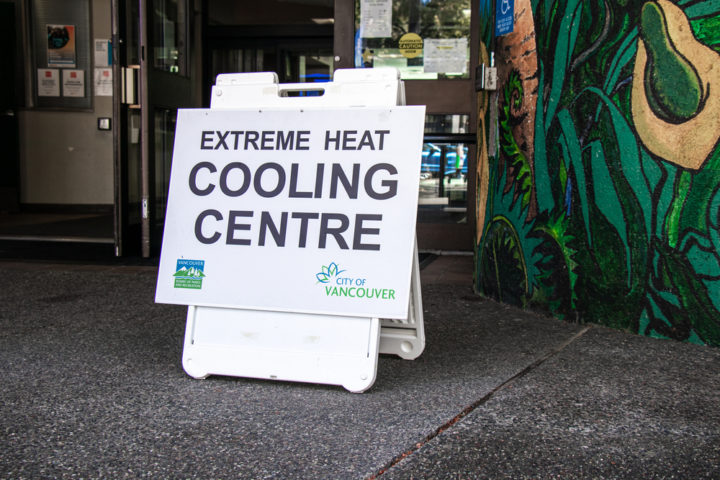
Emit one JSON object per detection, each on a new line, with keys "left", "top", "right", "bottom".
{"left": 155, "top": 106, "right": 426, "bottom": 319}
{"left": 37, "top": 69, "right": 60, "bottom": 97}
{"left": 94, "top": 67, "right": 113, "bottom": 96}
{"left": 361, "top": 0, "right": 392, "bottom": 38}
{"left": 423, "top": 38, "right": 468, "bottom": 74}
{"left": 62, "top": 69, "right": 85, "bottom": 97}
{"left": 94, "top": 39, "right": 110, "bottom": 67}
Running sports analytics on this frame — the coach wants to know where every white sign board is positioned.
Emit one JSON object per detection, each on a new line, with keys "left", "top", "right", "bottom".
{"left": 156, "top": 106, "right": 425, "bottom": 319}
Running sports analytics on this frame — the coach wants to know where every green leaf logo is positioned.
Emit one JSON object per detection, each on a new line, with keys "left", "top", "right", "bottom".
{"left": 316, "top": 262, "right": 344, "bottom": 283}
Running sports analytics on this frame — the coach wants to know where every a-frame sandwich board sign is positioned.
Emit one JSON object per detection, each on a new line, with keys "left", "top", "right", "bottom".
{"left": 155, "top": 68, "right": 425, "bottom": 392}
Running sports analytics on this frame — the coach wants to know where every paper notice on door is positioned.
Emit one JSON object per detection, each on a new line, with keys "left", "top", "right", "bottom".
{"left": 423, "top": 38, "right": 468, "bottom": 74}
{"left": 62, "top": 69, "right": 85, "bottom": 97}
{"left": 94, "top": 68, "right": 112, "bottom": 96}
{"left": 360, "top": 0, "right": 392, "bottom": 38}
{"left": 94, "top": 39, "right": 111, "bottom": 67}
{"left": 37, "top": 69, "right": 60, "bottom": 96}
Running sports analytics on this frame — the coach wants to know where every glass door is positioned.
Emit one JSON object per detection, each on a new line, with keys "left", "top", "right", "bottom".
{"left": 115, "top": 0, "right": 195, "bottom": 257}
{"left": 339, "top": 0, "right": 478, "bottom": 251}
{"left": 141, "top": 0, "right": 195, "bottom": 257}
{"left": 113, "top": 0, "right": 141, "bottom": 256}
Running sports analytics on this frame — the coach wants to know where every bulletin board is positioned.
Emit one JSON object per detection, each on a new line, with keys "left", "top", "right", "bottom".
{"left": 30, "top": 0, "right": 92, "bottom": 109}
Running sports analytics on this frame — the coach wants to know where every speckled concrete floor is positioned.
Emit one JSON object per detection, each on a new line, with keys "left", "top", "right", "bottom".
{"left": 1, "top": 256, "right": 718, "bottom": 479}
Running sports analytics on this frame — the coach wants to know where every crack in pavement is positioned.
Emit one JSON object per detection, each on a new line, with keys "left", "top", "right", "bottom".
{"left": 368, "top": 325, "right": 593, "bottom": 479}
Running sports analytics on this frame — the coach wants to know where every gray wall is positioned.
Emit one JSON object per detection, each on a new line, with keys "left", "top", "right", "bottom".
{"left": 19, "top": 0, "right": 113, "bottom": 205}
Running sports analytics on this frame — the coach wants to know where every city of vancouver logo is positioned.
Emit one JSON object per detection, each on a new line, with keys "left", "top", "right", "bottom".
{"left": 173, "top": 259, "right": 206, "bottom": 289}
{"left": 315, "top": 262, "right": 345, "bottom": 283}
{"left": 315, "top": 261, "right": 396, "bottom": 300}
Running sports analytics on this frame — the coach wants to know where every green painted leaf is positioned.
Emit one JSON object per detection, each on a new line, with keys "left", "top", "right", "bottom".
{"left": 702, "top": 278, "right": 720, "bottom": 312}
{"left": 656, "top": 163, "right": 678, "bottom": 239}
{"left": 686, "top": 243, "right": 720, "bottom": 278}
{"left": 533, "top": 62, "right": 555, "bottom": 214}
{"left": 545, "top": 0, "right": 583, "bottom": 133}
{"left": 589, "top": 140, "right": 632, "bottom": 285}
{"left": 585, "top": 87, "right": 651, "bottom": 243}
{"left": 640, "top": 148, "right": 662, "bottom": 196}
{"left": 653, "top": 242, "right": 720, "bottom": 346}
{"left": 710, "top": 187, "right": 720, "bottom": 253}
{"left": 603, "top": 27, "right": 638, "bottom": 94}
{"left": 665, "top": 171, "right": 692, "bottom": 248}
{"left": 682, "top": 0, "right": 720, "bottom": 19}
{"left": 499, "top": 71, "right": 533, "bottom": 210}
{"left": 557, "top": 109, "right": 591, "bottom": 243}
{"left": 680, "top": 231, "right": 720, "bottom": 278}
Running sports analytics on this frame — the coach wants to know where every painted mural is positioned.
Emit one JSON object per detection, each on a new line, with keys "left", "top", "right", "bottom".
{"left": 475, "top": 0, "right": 720, "bottom": 346}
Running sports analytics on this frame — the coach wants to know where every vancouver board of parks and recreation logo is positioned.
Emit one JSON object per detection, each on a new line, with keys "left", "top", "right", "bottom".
{"left": 315, "top": 262, "right": 396, "bottom": 300}
{"left": 173, "top": 259, "right": 206, "bottom": 289}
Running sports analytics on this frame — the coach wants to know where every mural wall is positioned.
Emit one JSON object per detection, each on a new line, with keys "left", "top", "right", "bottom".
{"left": 475, "top": 0, "right": 720, "bottom": 346}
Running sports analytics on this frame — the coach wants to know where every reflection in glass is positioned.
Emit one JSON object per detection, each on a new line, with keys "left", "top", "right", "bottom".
{"left": 127, "top": 110, "right": 142, "bottom": 226}
{"left": 154, "top": 109, "right": 177, "bottom": 223}
{"left": 210, "top": 47, "right": 333, "bottom": 84}
{"left": 284, "top": 52, "right": 334, "bottom": 84}
{"left": 153, "top": 0, "right": 186, "bottom": 74}
{"left": 355, "top": 0, "right": 471, "bottom": 79}
{"left": 126, "top": 0, "right": 140, "bottom": 65}
{"left": 207, "top": 0, "right": 334, "bottom": 26}
{"left": 424, "top": 114, "right": 470, "bottom": 134}
{"left": 418, "top": 142, "right": 468, "bottom": 223}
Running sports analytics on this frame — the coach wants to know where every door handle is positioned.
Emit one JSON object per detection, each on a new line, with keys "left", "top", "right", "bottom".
{"left": 121, "top": 65, "right": 140, "bottom": 107}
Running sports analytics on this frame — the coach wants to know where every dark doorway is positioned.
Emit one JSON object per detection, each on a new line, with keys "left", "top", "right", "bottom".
{"left": 0, "top": 1, "right": 19, "bottom": 213}
{"left": 0, "top": 0, "right": 115, "bottom": 250}
{"left": 203, "top": 0, "right": 335, "bottom": 105}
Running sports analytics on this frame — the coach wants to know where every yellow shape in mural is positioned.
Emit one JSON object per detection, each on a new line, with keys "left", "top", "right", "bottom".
{"left": 632, "top": 0, "right": 720, "bottom": 170}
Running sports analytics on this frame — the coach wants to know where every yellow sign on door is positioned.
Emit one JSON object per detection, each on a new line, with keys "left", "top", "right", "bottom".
{"left": 398, "top": 33, "right": 423, "bottom": 58}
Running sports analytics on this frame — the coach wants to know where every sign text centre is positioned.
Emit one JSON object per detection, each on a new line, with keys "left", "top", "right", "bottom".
{"left": 190, "top": 128, "right": 399, "bottom": 251}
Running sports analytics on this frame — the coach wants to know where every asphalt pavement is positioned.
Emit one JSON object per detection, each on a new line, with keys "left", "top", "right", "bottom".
{"left": 1, "top": 255, "right": 718, "bottom": 479}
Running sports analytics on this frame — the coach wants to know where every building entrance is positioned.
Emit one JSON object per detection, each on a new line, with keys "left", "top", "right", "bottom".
{"left": 1, "top": 0, "right": 479, "bottom": 260}
{"left": 0, "top": 0, "right": 115, "bottom": 250}
{"left": 204, "top": 0, "right": 478, "bottom": 252}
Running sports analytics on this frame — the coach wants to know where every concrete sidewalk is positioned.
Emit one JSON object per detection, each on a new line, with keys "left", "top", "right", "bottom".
{"left": 1, "top": 255, "right": 718, "bottom": 479}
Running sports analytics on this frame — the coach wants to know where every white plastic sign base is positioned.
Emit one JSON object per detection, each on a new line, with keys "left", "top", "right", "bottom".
{"left": 183, "top": 306, "right": 380, "bottom": 393}
{"left": 379, "top": 240, "right": 425, "bottom": 360}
